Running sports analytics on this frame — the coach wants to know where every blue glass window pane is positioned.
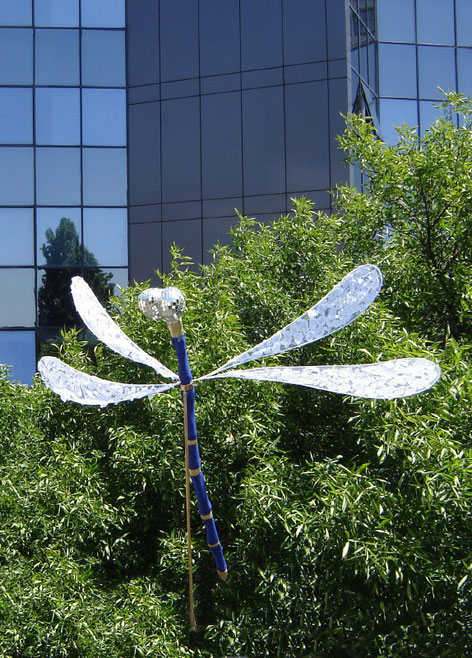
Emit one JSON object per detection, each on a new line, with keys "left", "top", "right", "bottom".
{"left": 0, "top": 29, "right": 32, "bottom": 84}
{"left": 0, "top": 147, "right": 33, "bottom": 204}
{"left": 82, "top": 30, "right": 125, "bottom": 87}
{"left": 458, "top": 49, "right": 472, "bottom": 96}
{"left": 35, "top": 88, "right": 80, "bottom": 145}
{"left": 36, "top": 147, "right": 81, "bottom": 205}
{"left": 283, "top": 0, "right": 326, "bottom": 65}
{"left": 83, "top": 208, "right": 128, "bottom": 266}
{"left": 36, "top": 208, "right": 81, "bottom": 266}
{"left": 457, "top": 0, "right": 472, "bottom": 47}
{"left": 0, "top": 1, "right": 31, "bottom": 25}
{"left": 416, "top": 0, "right": 454, "bottom": 45}
{"left": 377, "top": 0, "right": 415, "bottom": 43}
{"left": 160, "top": 0, "right": 199, "bottom": 82}
{"left": 0, "top": 331, "right": 35, "bottom": 384}
{"left": 0, "top": 88, "right": 32, "bottom": 144}
{"left": 359, "top": 21, "right": 368, "bottom": 82}
{"left": 380, "top": 98, "right": 418, "bottom": 144}
{"left": 241, "top": 0, "right": 282, "bottom": 70}
{"left": 34, "top": 0, "right": 79, "bottom": 27}
{"left": 83, "top": 148, "right": 127, "bottom": 206}
{"left": 379, "top": 44, "right": 417, "bottom": 98}
{"left": 200, "top": 0, "right": 240, "bottom": 76}
{"left": 81, "top": 0, "right": 125, "bottom": 28}
{"left": 0, "top": 209, "right": 33, "bottom": 265}
{"left": 82, "top": 89, "right": 126, "bottom": 146}
{"left": 35, "top": 29, "right": 79, "bottom": 85}
{"left": 418, "top": 46, "right": 456, "bottom": 99}
{"left": 419, "top": 100, "right": 443, "bottom": 135}
{"left": 0, "top": 269, "right": 35, "bottom": 327}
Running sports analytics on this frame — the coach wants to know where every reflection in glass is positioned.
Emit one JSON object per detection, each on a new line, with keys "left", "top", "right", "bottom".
{"left": 82, "top": 89, "right": 126, "bottom": 146}
{"left": 418, "top": 46, "right": 456, "bottom": 100}
{"left": 0, "top": 209, "right": 33, "bottom": 265}
{"left": 380, "top": 98, "right": 418, "bottom": 144}
{"left": 457, "top": 49, "right": 472, "bottom": 96}
{"left": 81, "top": 0, "right": 125, "bottom": 28}
{"left": 456, "top": 0, "right": 472, "bottom": 47}
{"left": 83, "top": 148, "right": 127, "bottom": 206}
{"left": 36, "top": 211, "right": 81, "bottom": 266}
{"left": 0, "top": 331, "right": 35, "bottom": 384}
{"left": 368, "top": 35, "right": 377, "bottom": 92}
{"left": 0, "top": 29, "right": 32, "bottom": 85}
{"left": 416, "top": 0, "right": 454, "bottom": 45}
{"left": 35, "top": 88, "right": 80, "bottom": 145}
{"left": 359, "top": 20, "right": 368, "bottom": 83}
{"left": 81, "top": 30, "right": 126, "bottom": 87}
{"left": 379, "top": 44, "right": 417, "bottom": 98}
{"left": 35, "top": 29, "right": 79, "bottom": 86}
{"left": 0, "top": 1, "right": 31, "bottom": 25}
{"left": 350, "top": 10, "right": 359, "bottom": 72}
{"left": 83, "top": 208, "right": 128, "bottom": 266}
{"left": 0, "top": 88, "right": 32, "bottom": 144}
{"left": 36, "top": 148, "right": 81, "bottom": 205}
{"left": 0, "top": 147, "right": 34, "bottom": 205}
{"left": 419, "top": 100, "right": 443, "bottom": 135}
{"left": 34, "top": 0, "right": 79, "bottom": 27}
{"left": 377, "top": 0, "right": 415, "bottom": 43}
{"left": 84, "top": 267, "right": 127, "bottom": 296}
{"left": 0, "top": 269, "right": 35, "bottom": 326}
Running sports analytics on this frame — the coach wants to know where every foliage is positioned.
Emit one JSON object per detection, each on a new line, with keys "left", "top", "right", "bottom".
{"left": 1, "top": 96, "right": 471, "bottom": 656}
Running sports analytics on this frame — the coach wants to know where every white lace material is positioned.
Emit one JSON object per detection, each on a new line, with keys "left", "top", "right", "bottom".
{"left": 38, "top": 356, "right": 177, "bottom": 407}
{"left": 71, "top": 277, "right": 178, "bottom": 380}
{"left": 204, "top": 358, "right": 441, "bottom": 399}
{"left": 207, "top": 265, "right": 383, "bottom": 376}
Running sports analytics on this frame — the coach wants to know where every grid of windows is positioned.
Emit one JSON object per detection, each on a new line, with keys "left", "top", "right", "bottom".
{"left": 377, "top": 0, "right": 472, "bottom": 142}
{"left": 0, "top": 1, "right": 128, "bottom": 383}
{"left": 349, "top": 0, "right": 378, "bottom": 105}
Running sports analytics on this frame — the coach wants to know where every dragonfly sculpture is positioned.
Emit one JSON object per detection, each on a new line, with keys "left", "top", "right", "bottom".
{"left": 38, "top": 264, "right": 440, "bottom": 626}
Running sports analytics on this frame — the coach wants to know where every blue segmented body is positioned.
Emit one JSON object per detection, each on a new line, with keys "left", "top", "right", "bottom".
{"left": 171, "top": 334, "right": 228, "bottom": 580}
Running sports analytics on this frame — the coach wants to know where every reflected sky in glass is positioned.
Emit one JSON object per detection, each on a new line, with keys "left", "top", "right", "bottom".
{"left": 82, "top": 30, "right": 126, "bottom": 87}
{"left": 379, "top": 98, "right": 418, "bottom": 144}
{"left": 83, "top": 208, "right": 128, "bottom": 266}
{"left": 379, "top": 44, "right": 417, "bottom": 98}
{"left": 0, "top": 0, "right": 31, "bottom": 25}
{"left": 418, "top": 46, "right": 456, "bottom": 99}
{"left": 457, "top": 49, "right": 472, "bottom": 96}
{"left": 419, "top": 100, "right": 443, "bottom": 135}
{"left": 36, "top": 148, "right": 81, "bottom": 205}
{"left": 0, "top": 29, "right": 32, "bottom": 85}
{"left": 0, "top": 147, "right": 34, "bottom": 205}
{"left": 82, "top": 89, "right": 127, "bottom": 146}
{"left": 0, "top": 88, "right": 32, "bottom": 144}
{"left": 0, "top": 331, "right": 36, "bottom": 384}
{"left": 0, "top": 269, "right": 35, "bottom": 327}
{"left": 34, "top": 0, "right": 79, "bottom": 27}
{"left": 81, "top": 0, "right": 125, "bottom": 28}
{"left": 35, "top": 88, "right": 80, "bottom": 145}
{"left": 83, "top": 148, "right": 127, "bottom": 206}
{"left": 0, "top": 209, "right": 34, "bottom": 265}
{"left": 416, "top": 0, "right": 454, "bottom": 46}
{"left": 35, "top": 29, "right": 79, "bottom": 86}
{"left": 456, "top": 0, "right": 472, "bottom": 46}
{"left": 36, "top": 208, "right": 81, "bottom": 266}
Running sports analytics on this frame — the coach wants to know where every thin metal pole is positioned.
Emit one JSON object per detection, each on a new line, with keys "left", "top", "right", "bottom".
{"left": 182, "top": 389, "right": 196, "bottom": 631}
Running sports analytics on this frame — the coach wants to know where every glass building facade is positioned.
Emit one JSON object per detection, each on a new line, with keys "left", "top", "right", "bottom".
{"left": 0, "top": 0, "right": 128, "bottom": 382}
{"left": 0, "top": 1, "right": 470, "bottom": 383}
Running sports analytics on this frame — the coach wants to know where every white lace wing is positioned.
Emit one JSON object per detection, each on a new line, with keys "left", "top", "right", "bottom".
{"left": 38, "top": 356, "right": 177, "bottom": 407}
{"left": 71, "top": 277, "right": 178, "bottom": 380}
{"left": 208, "top": 264, "right": 383, "bottom": 376}
{"left": 203, "top": 358, "right": 441, "bottom": 399}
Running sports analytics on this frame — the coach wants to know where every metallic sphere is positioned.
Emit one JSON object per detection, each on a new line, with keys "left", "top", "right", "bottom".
{"left": 138, "top": 286, "right": 185, "bottom": 325}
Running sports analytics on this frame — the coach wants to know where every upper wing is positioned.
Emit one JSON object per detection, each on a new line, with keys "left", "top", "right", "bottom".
{"left": 207, "top": 265, "right": 383, "bottom": 376}
{"left": 202, "top": 358, "right": 440, "bottom": 399}
{"left": 71, "top": 277, "right": 178, "bottom": 380}
{"left": 38, "top": 356, "right": 177, "bottom": 407}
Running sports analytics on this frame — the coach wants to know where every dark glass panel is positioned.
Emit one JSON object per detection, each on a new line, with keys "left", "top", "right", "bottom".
{"left": 283, "top": 0, "right": 326, "bottom": 65}
{"left": 457, "top": 49, "right": 472, "bottom": 96}
{"left": 36, "top": 208, "right": 81, "bottom": 266}
{"left": 127, "top": 0, "right": 159, "bottom": 86}
{"left": 457, "top": 0, "right": 472, "bottom": 46}
{"left": 82, "top": 30, "right": 125, "bottom": 87}
{"left": 35, "top": 29, "right": 79, "bottom": 86}
{"left": 160, "top": 0, "right": 198, "bottom": 82}
{"left": 0, "top": 88, "right": 32, "bottom": 144}
{"left": 36, "top": 148, "right": 81, "bottom": 205}
{"left": 359, "top": 20, "right": 368, "bottom": 82}
{"left": 379, "top": 44, "right": 417, "bottom": 98}
{"left": 37, "top": 267, "right": 80, "bottom": 327}
{"left": 34, "top": 0, "right": 79, "bottom": 26}
{"left": 0, "top": 1, "right": 31, "bottom": 25}
{"left": 0, "top": 331, "right": 36, "bottom": 384}
{"left": 0, "top": 209, "right": 33, "bottom": 265}
{"left": 377, "top": 0, "right": 415, "bottom": 43}
{"left": 0, "top": 269, "right": 35, "bottom": 326}
{"left": 285, "top": 81, "right": 330, "bottom": 192}
{"left": 0, "top": 147, "right": 33, "bottom": 205}
{"left": 35, "top": 88, "right": 80, "bottom": 145}
{"left": 241, "top": 0, "right": 282, "bottom": 70}
{"left": 416, "top": 0, "right": 454, "bottom": 45}
{"left": 0, "top": 29, "right": 32, "bottom": 84}
{"left": 418, "top": 46, "right": 456, "bottom": 99}
{"left": 350, "top": 10, "right": 360, "bottom": 72}
{"left": 82, "top": 89, "right": 126, "bottom": 146}
{"left": 81, "top": 0, "right": 125, "bottom": 28}
{"left": 202, "top": 217, "right": 235, "bottom": 264}
{"left": 128, "top": 102, "right": 160, "bottom": 206}
{"left": 161, "top": 97, "right": 200, "bottom": 203}
{"left": 83, "top": 148, "right": 127, "bottom": 206}
{"left": 200, "top": 0, "right": 240, "bottom": 76}
{"left": 368, "top": 35, "right": 377, "bottom": 91}
{"left": 201, "top": 92, "right": 242, "bottom": 199}
{"left": 83, "top": 208, "right": 128, "bottom": 266}
{"left": 380, "top": 98, "right": 418, "bottom": 144}
{"left": 162, "top": 219, "right": 202, "bottom": 272}
{"left": 242, "top": 86, "right": 285, "bottom": 196}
